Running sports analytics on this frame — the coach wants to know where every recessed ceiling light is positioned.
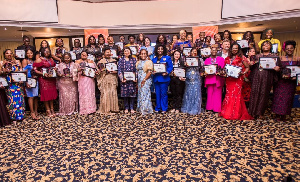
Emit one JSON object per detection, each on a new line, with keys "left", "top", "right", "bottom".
{"left": 4, "top": 27, "right": 7, "bottom": 30}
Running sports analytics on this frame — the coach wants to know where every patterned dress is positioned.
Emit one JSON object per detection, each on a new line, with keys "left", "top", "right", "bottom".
{"left": 6, "top": 63, "right": 26, "bottom": 120}
{"left": 118, "top": 57, "right": 137, "bottom": 97}
{"left": 272, "top": 57, "right": 299, "bottom": 115}
{"left": 137, "top": 60, "right": 153, "bottom": 114}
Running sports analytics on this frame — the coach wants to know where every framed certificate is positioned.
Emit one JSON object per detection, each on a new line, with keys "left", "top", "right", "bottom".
{"left": 173, "top": 67, "right": 185, "bottom": 78}
{"left": 27, "top": 78, "right": 37, "bottom": 88}
{"left": 115, "top": 42, "right": 124, "bottom": 50}
{"left": 110, "top": 49, "right": 117, "bottom": 58}
{"left": 186, "top": 57, "right": 199, "bottom": 67}
{"left": 48, "top": 67, "right": 57, "bottom": 77}
{"left": 225, "top": 64, "right": 242, "bottom": 78}
{"left": 0, "top": 77, "right": 8, "bottom": 87}
{"left": 105, "top": 62, "right": 118, "bottom": 72}
{"left": 87, "top": 54, "right": 95, "bottom": 61}
{"left": 129, "top": 46, "right": 138, "bottom": 55}
{"left": 63, "top": 68, "right": 72, "bottom": 77}
{"left": 147, "top": 46, "right": 154, "bottom": 55}
{"left": 123, "top": 72, "right": 136, "bottom": 81}
{"left": 69, "top": 51, "right": 77, "bottom": 60}
{"left": 200, "top": 48, "right": 211, "bottom": 56}
{"left": 183, "top": 47, "right": 192, "bottom": 56}
{"left": 15, "top": 49, "right": 25, "bottom": 59}
{"left": 259, "top": 57, "right": 277, "bottom": 69}
{"left": 272, "top": 43, "right": 278, "bottom": 54}
{"left": 82, "top": 66, "right": 96, "bottom": 78}
{"left": 297, "top": 74, "right": 300, "bottom": 86}
{"left": 236, "top": 40, "right": 249, "bottom": 48}
{"left": 282, "top": 68, "right": 291, "bottom": 78}
{"left": 286, "top": 66, "right": 300, "bottom": 77}
{"left": 153, "top": 63, "right": 166, "bottom": 73}
{"left": 11, "top": 71, "right": 27, "bottom": 82}
{"left": 204, "top": 64, "right": 217, "bottom": 75}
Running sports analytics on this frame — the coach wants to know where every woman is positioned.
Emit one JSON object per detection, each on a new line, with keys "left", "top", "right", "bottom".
{"left": 172, "top": 35, "right": 179, "bottom": 45}
{"left": 204, "top": 47, "right": 225, "bottom": 115}
{"left": 84, "top": 35, "right": 101, "bottom": 63}
{"left": 170, "top": 50, "right": 185, "bottom": 113}
{"left": 22, "top": 48, "right": 39, "bottom": 120}
{"left": 74, "top": 51, "right": 97, "bottom": 115}
{"left": 140, "top": 37, "right": 154, "bottom": 59}
{"left": 214, "top": 33, "right": 222, "bottom": 49}
{"left": 220, "top": 43, "right": 253, "bottom": 120}
{"left": 33, "top": 47, "right": 58, "bottom": 117}
{"left": 223, "top": 30, "right": 235, "bottom": 45}
{"left": 137, "top": 33, "right": 145, "bottom": 47}
{"left": 248, "top": 41, "right": 281, "bottom": 119}
{"left": 36, "top": 40, "right": 50, "bottom": 60}
{"left": 136, "top": 49, "right": 153, "bottom": 115}
{"left": 181, "top": 48, "right": 202, "bottom": 115}
{"left": 242, "top": 31, "right": 260, "bottom": 55}
{"left": 242, "top": 47, "right": 256, "bottom": 105}
{"left": 172, "top": 30, "right": 192, "bottom": 51}
{"left": 51, "top": 38, "right": 68, "bottom": 64}
{"left": 258, "top": 29, "right": 281, "bottom": 53}
{"left": 187, "top": 34, "right": 195, "bottom": 47}
{"left": 272, "top": 40, "right": 299, "bottom": 121}
{"left": 118, "top": 47, "right": 137, "bottom": 113}
{"left": 2, "top": 49, "right": 26, "bottom": 123}
{"left": 97, "top": 47, "right": 119, "bottom": 114}
{"left": 152, "top": 44, "right": 173, "bottom": 113}
{"left": 57, "top": 52, "right": 78, "bottom": 115}
{"left": 0, "top": 81, "right": 11, "bottom": 127}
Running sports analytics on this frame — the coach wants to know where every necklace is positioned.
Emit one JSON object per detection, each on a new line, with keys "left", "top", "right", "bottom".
{"left": 286, "top": 55, "right": 294, "bottom": 65}
{"left": 211, "top": 57, "right": 216, "bottom": 64}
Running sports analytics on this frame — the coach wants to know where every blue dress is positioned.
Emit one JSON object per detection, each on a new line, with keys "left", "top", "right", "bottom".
{"left": 117, "top": 57, "right": 137, "bottom": 97}
{"left": 181, "top": 67, "right": 202, "bottom": 115}
{"left": 23, "top": 64, "right": 39, "bottom": 97}
{"left": 137, "top": 60, "right": 153, "bottom": 114}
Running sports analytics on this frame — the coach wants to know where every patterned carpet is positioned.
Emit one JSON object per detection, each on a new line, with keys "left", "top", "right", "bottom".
{"left": 0, "top": 109, "right": 299, "bottom": 181}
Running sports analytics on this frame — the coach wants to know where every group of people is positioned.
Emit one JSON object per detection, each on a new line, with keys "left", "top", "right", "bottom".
{"left": 0, "top": 28, "right": 299, "bottom": 127}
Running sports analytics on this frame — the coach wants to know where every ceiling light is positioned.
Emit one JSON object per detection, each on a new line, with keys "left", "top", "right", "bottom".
{"left": 4, "top": 27, "right": 7, "bottom": 30}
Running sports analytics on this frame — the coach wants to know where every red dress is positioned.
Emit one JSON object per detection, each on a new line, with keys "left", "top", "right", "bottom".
{"left": 33, "top": 57, "right": 57, "bottom": 101}
{"left": 220, "top": 56, "right": 253, "bottom": 120}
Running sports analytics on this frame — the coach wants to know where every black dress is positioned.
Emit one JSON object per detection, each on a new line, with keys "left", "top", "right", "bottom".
{"left": 0, "top": 88, "right": 11, "bottom": 127}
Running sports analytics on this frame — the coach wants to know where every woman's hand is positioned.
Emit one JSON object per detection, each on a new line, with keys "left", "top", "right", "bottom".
{"left": 179, "top": 77, "right": 186, "bottom": 81}
{"left": 141, "top": 79, "right": 146, "bottom": 87}
{"left": 274, "top": 66, "right": 280, "bottom": 72}
{"left": 26, "top": 83, "right": 31, "bottom": 88}
{"left": 162, "top": 72, "right": 168, "bottom": 76}
{"left": 122, "top": 79, "right": 126, "bottom": 83}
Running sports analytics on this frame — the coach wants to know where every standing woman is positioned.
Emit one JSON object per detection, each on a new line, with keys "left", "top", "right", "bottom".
{"left": 73, "top": 51, "right": 97, "bottom": 115}
{"left": 220, "top": 43, "right": 253, "bottom": 120}
{"left": 136, "top": 49, "right": 153, "bottom": 115}
{"left": 97, "top": 47, "right": 119, "bottom": 114}
{"left": 36, "top": 40, "right": 50, "bottom": 60}
{"left": 152, "top": 44, "right": 173, "bottom": 113}
{"left": 248, "top": 41, "right": 281, "bottom": 119}
{"left": 33, "top": 47, "right": 58, "bottom": 117}
{"left": 272, "top": 40, "right": 299, "bottom": 121}
{"left": 172, "top": 30, "right": 192, "bottom": 51}
{"left": 181, "top": 48, "right": 202, "bottom": 115}
{"left": 170, "top": 50, "right": 185, "bottom": 113}
{"left": 52, "top": 38, "right": 68, "bottom": 64}
{"left": 137, "top": 33, "right": 145, "bottom": 47}
{"left": 0, "top": 76, "right": 11, "bottom": 126}
{"left": 214, "top": 33, "right": 223, "bottom": 49}
{"left": 242, "top": 31, "right": 260, "bottom": 55}
{"left": 57, "top": 52, "right": 78, "bottom": 115}
{"left": 258, "top": 29, "right": 281, "bottom": 53}
{"left": 84, "top": 35, "right": 101, "bottom": 63}
{"left": 2, "top": 49, "right": 26, "bottom": 122}
{"left": 118, "top": 47, "right": 137, "bottom": 113}
{"left": 242, "top": 47, "right": 256, "bottom": 106}
{"left": 204, "top": 47, "right": 225, "bottom": 115}
{"left": 22, "top": 49, "right": 39, "bottom": 120}
{"left": 223, "top": 30, "right": 235, "bottom": 45}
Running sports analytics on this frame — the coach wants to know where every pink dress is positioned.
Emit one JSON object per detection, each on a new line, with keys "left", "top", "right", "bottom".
{"left": 57, "top": 62, "right": 78, "bottom": 115}
{"left": 73, "top": 62, "right": 97, "bottom": 115}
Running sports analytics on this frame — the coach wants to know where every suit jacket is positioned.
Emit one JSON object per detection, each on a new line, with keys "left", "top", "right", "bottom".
{"left": 152, "top": 55, "right": 173, "bottom": 83}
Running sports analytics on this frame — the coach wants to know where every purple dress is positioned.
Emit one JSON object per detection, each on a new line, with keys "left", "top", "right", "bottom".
{"left": 272, "top": 57, "right": 299, "bottom": 115}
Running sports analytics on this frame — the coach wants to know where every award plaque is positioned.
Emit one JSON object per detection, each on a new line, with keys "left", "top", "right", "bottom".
{"left": 27, "top": 78, "right": 37, "bottom": 88}
{"left": 286, "top": 66, "right": 300, "bottom": 77}
{"left": 105, "top": 62, "right": 118, "bottom": 72}
{"left": 153, "top": 63, "right": 166, "bottom": 73}
{"left": 48, "top": 67, "right": 57, "bottom": 77}
{"left": 186, "top": 57, "right": 199, "bottom": 67}
{"left": 82, "top": 66, "right": 96, "bottom": 78}
{"left": 297, "top": 74, "right": 300, "bottom": 86}
{"left": 123, "top": 72, "right": 136, "bottom": 81}
{"left": 15, "top": 49, "right": 25, "bottom": 59}
{"left": 111, "top": 49, "right": 117, "bottom": 58}
{"left": 200, "top": 48, "right": 211, "bottom": 56}
{"left": 272, "top": 43, "right": 278, "bottom": 54}
{"left": 0, "top": 77, "right": 8, "bottom": 87}
{"left": 63, "top": 68, "right": 72, "bottom": 77}
{"left": 204, "top": 64, "right": 217, "bottom": 75}
{"left": 69, "top": 51, "right": 77, "bottom": 60}
{"left": 115, "top": 42, "right": 124, "bottom": 50}
{"left": 11, "top": 71, "right": 27, "bottom": 82}
{"left": 259, "top": 57, "right": 277, "bottom": 69}
{"left": 236, "top": 40, "right": 249, "bottom": 48}
{"left": 173, "top": 67, "right": 186, "bottom": 78}
{"left": 129, "top": 46, "right": 138, "bottom": 55}
{"left": 282, "top": 68, "right": 291, "bottom": 78}
{"left": 182, "top": 47, "right": 193, "bottom": 56}
{"left": 87, "top": 54, "right": 95, "bottom": 61}
{"left": 225, "top": 64, "right": 242, "bottom": 78}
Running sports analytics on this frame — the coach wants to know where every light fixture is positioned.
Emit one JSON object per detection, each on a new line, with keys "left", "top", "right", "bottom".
{"left": 4, "top": 27, "right": 7, "bottom": 30}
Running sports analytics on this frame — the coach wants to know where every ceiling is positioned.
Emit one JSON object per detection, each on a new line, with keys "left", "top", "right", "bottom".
{"left": 0, "top": 17, "right": 299, "bottom": 42}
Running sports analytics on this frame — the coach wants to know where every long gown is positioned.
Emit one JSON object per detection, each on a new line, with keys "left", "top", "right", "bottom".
{"left": 181, "top": 66, "right": 202, "bottom": 115}
{"left": 272, "top": 57, "right": 299, "bottom": 115}
{"left": 136, "top": 60, "right": 153, "bottom": 114}
{"left": 220, "top": 56, "right": 253, "bottom": 120}
{"left": 118, "top": 57, "right": 137, "bottom": 98}
{"left": 0, "top": 88, "right": 11, "bottom": 127}
{"left": 57, "top": 62, "right": 79, "bottom": 115}
{"left": 23, "top": 62, "right": 39, "bottom": 97}
{"left": 33, "top": 57, "right": 57, "bottom": 101}
{"left": 74, "top": 62, "right": 97, "bottom": 115}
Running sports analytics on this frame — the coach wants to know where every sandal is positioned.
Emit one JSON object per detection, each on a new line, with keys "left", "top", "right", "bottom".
{"left": 131, "top": 110, "right": 135, "bottom": 114}
{"left": 31, "top": 112, "right": 39, "bottom": 120}
{"left": 124, "top": 110, "right": 128, "bottom": 114}
{"left": 51, "top": 109, "right": 56, "bottom": 117}
{"left": 46, "top": 110, "right": 52, "bottom": 117}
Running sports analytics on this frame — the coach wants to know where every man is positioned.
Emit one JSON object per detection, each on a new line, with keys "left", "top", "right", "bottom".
{"left": 217, "top": 39, "right": 230, "bottom": 59}
{"left": 105, "top": 35, "right": 120, "bottom": 58}
{"left": 195, "top": 32, "right": 206, "bottom": 49}
{"left": 125, "top": 35, "right": 138, "bottom": 58}
{"left": 16, "top": 35, "right": 36, "bottom": 60}
{"left": 119, "top": 35, "right": 127, "bottom": 45}
{"left": 71, "top": 39, "right": 83, "bottom": 60}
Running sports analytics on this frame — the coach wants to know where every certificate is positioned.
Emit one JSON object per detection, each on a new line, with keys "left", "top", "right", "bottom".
{"left": 63, "top": 68, "right": 72, "bottom": 77}
{"left": 173, "top": 67, "right": 185, "bottom": 78}
{"left": 282, "top": 68, "right": 291, "bottom": 78}
{"left": 105, "top": 62, "right": 118, "bottom": 72}
{"left": 204, "top": 64, "right": 217, "bottom": 75}
{"left": 297, "top": 74, "right": 300, "bottom": 86}
{"left": 147, "top": 46, "right": 154, "bottom": 55}
{"left": 129, "top": 46, "right": 138, "bottom": 55}
{"left": 69, "top": 51, "right": 77, "bottom": 60}
{"left": 259, "top": 57, "right": 277, "bottom": 69}
{"left": 15, "top": 49, "right": 25, "bottom": 59}
{"left": 225, "top": 64, "right": 242, "bottom": 78}
{"left": 0, "top": 77, "right": 8, "bottom": 87}
{"left": 272, "top": 43, "right": 278, "bottom": 54}
{"left": 183, "top": 47, "right": 192, "bottom": 56}
{"left": 87, "top": 54, "right": 95, "bottom": 61}
{"left": 201, "top": 48, "right": 211, "bottom": 56}
{"left": 27, "top": 78, "right": 37, "bottom": 88}
{"left": 115, "top": 42, "right": 124, "bottom": 50}
{"left": 153, "top": 63, "right": 166, "bottom": 73}
{"left": 236, "top": 40, "right": 249, "bottom": 48}
{"left": 11, "top": 71, "right": 27, "bottom": 82}
{"left": 123, "top": 72, "right": 136, "bottom": 81}
{"left": 48, "top": 67, "right": 57, "bottom": 77}
{"left": 286, "top": 66, "right": 300, "bottom": 77}
{"left": 82, "top": 66, "right": 96, "bottom": 78}
{"left": 186, "top": 57, "right": 199, "bottom": 67}
{"left": 110, "top": 49, "right": 117, "bottom": 58}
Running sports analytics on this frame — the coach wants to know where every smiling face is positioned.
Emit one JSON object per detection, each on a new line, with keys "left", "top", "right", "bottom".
{"left": 145, "top": 38, "right": 151, "bottom": 47}
{"left": 224, "top": 32, "right": 229, "bottom": 39}
{"left": 187, "top": 35, "right": 193, "bottom": 42}
{"left": 44, "top": 48, "right": 51, "bottom": 58}
{"left": 199, "top": 32, "right": 205, "bottom": 41}
{"left": 119, "top": 36, "right": 125, "bottom": 42}
{"left": 104, "top": 49, "right": 111, "bottom": 59}
{"left": 98, "top": 37, "right": 105, "bottom": 44}
{"left": 81, "top": 52, "right": 87, "bottom": 60}
{"left": 139, "top": 50, "right": 147, "bottom": 60}
{"left": 23, "top": 37, "right": 30, "bottom": 46}
{"left": 4, "top": 50, "right": 13, "bottom": 60}
{"left": 56, "top": 39, "right": 63, "bottom": 47}
{"left": 231, "top": 45, "right": 239, "bottom": 55}
{"left": 64, "top": 54, "right": 71, "bottom": 63}
{"left": 173, "top": 51, "right": 180, "bottom": 60}
{"left": 190, "top": 49, "right": 197, "bottom": 57}
{"left": 89, "top": 37, "right": 96, "bottom": 45}
{"left": 179, "top": 30, "right": 186, "bottom": 40}
{"left": 262, "top": 42, "right": 271, "bottom": 52}
{"left": 266, "top": 30, "right": 273, "bottom": 39}
{"left": 214, "top": 34, "right": 221, "bottom": 42}
{"left": 285, "top": 45, "right": 295, "bottom": 56}
{"left": 157, "top": 46, "right": 164, "bottom": 56}
{"left": 222, "top": 41, "right": 230, "bottom": 51}
{"left": 211, "top": 47, "right": 217, "bottom": 56}
{"left": 158, "top": 35, "right": 164, "bottom": 44}
{"left": 41, "top": 40, "right": 48, "bottom": 48}
{"left": 124, "top": 48, "right": 131, "bottom": 58}
{"left": 26, "top": 49, "right": 34, "bottom": 59}
{"left": 172, "top": 35, "right": 178, "bottom": 42}
{"left": 107, "top": 36, "right": 114, "bottom": 44}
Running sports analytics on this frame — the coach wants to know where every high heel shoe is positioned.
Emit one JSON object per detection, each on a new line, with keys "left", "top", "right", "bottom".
{"left": 51, "top": 109, "right": 56, "bottom": 117}
{"left": 46, "top": 110, "right": 52, "bottom": 117}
